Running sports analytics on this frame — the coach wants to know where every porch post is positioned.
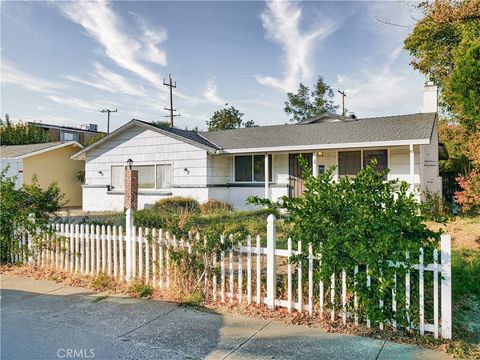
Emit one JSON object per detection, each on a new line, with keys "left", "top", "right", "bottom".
{"left": 409, "top": 144, "right": 415, "bottom": 192}
{"left": 312, "top": 152, "right": 318, "bottom": 177}
{"left": 264, "top": 153, "right": 269, "bottom": 200}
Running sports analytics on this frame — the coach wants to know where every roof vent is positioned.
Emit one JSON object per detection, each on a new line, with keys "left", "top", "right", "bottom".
{"left": 347, "top": 111, "right": 356, "bottom": 119}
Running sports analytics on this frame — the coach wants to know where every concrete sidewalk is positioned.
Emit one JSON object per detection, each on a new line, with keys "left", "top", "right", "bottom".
{"left": 1, "top": 275, "right": 451, "bottom": 360}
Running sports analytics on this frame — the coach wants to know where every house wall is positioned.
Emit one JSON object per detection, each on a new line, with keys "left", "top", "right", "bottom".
{"left": 206, "top": 146, "right": 423, "bottom": 210}
{"left": 1, "top": 158, "right": 24, "bottom": 188}
{"left": 23, "top": 146, "right": 84, "bottom": 207}
{"left": 419, "top": 119, "right": 442, "bottom": 197}
{"left": 82, "top": 126, "right": 209, "bottom": 211}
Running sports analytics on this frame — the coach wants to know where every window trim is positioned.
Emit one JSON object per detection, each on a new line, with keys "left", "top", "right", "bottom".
{"left": 110, "top": 163, "right": 174, "bottom": 190}
{"left": 233, "top": 154, "right": 274, "bottom": 183}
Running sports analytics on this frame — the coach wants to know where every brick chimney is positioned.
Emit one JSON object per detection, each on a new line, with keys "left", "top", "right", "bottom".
{"left": 124, "top": 168, "right": 138, "bottom": 211}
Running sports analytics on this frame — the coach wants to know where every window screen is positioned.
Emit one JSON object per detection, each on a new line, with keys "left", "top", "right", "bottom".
{"left": 156, "top": 164, "right": 173, "bottom": 189}
{"left": 111, "top": 166, "right": 125, "bottom": 189}
{"left": 363, "top": 150, "right": 388, "bottom": 179}
{"left": 338, "top": 151, "right": 361, "bottom": 176}
{"left": 235, "top": 156, "right": 252, "bottom": 182}
{"left": 253, "top": 155, "right": 273, "bottom": 182}
{"left": 133, "top": 165, "right": 155, "bottom": 189}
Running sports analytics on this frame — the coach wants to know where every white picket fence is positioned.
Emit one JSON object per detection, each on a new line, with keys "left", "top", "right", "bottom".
{"left": 18, "top": 213, "right": 452, "bottom": 340}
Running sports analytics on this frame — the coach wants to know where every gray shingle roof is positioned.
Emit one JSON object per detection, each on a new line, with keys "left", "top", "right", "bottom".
{"left": 1, "top": 142, "right": 65, "bottom": 158}
{"left": 199, "top": 113, "right": 436, "bottom": 150}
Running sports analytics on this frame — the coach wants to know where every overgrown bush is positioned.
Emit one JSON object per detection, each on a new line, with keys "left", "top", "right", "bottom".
{"left": 456, "top": 170, "right": 480, "bottom": 215}
{"left": 129, "top": 279, "right": 153, "bottom": 298}
{"left": 0, "top": 170, "right": 64, "bottom": 262}
{"left": 200, "top": 199, "right": 233, "bottom": 215}
{"left": 421, "top": 190, "right": 449, "bottom": 221}
{"left": 249, "top": 159, "right": 442, "bottom": 327}
{"left": 153, "top": 196, "right": 200, "bottom": 214}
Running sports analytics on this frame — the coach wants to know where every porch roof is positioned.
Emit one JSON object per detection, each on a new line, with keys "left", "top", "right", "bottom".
{"left": 200, "top": 113, "right": 436, "bottom": 153}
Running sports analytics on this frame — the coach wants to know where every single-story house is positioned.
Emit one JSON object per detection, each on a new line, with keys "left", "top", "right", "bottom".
{"left": 72, "top": 85, "right": 443, "bottom": 211}
{"left": 1, "top": 141, "right": 85, "bottom": 207}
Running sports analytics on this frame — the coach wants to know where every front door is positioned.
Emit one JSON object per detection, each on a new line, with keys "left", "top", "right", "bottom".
{"left": 289, "top": 153, "right": 313, "bottom": 197}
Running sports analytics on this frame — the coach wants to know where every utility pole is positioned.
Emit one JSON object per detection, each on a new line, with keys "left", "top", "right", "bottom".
{"left": 337, "top": 90, "right": 347, "bottom": 116}
{"left": 100, "top": 109, "right": 117, "bottom": 134}
{"left": 163, "top": 74, "right": 180, "bottom": 127}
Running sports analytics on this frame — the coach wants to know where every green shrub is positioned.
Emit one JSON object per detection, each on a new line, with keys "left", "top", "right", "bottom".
{"left": 129, "top": 280, "right": 153, "bottom": 298}
{"left": 200, "top": 199, "right": 233, "bottom": 215}
{"left": 249, "top": 158, "right": 442, "bottom": 327}
{"left": 153, "top": 196, "right": 200, "bottom": 214}
{"left": 1, "top": 170, "right": 64, "bottom": 263}
{"left": 91, "top": 273, "right": 114, "bottom": 291}
{"left": 421, "top": 190, "right": 449, "bottom": 221}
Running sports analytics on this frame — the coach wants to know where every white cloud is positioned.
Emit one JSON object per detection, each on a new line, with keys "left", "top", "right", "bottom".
{"left": 131, "top": 13, "right": 168, "bottom": 66}
{"left": 203, "top": 78, "right": 226, "bottom": 106}
{"left": 1, "top": 61, "right": 66, "bottom": 93}
{"left": 57, "top": 1, "right": 166, "bottom": 87}
{"left": 256, "top": 0, "right": 336, "bottom": 92}
{"left": 334, "top": 48, "right": 423, "bottom": 117}
{"left": 65, "top": 62, "right": 146, "bottom": 97}
{"left": 46, "top": 95, "right": 103, "bottom": 112}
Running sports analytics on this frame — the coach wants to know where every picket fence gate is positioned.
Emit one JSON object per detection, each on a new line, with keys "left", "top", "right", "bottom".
{"left": 18, "top": 213, "right": 452, "bottom": 340}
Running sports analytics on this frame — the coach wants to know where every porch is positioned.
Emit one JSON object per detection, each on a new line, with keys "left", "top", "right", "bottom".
{"left": 208, "top": 144, "right": 421, "bottom": 209}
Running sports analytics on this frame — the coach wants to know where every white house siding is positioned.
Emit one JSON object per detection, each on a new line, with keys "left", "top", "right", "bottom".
{"left": 389, "top": 146, "right": 421, "bottom": 184}
{"left": 1, "top": 158, "right": 23, "bottom": 188}
{"left": 82, "top": 126, "right": 209, "bottom": 211}
{"left": 420, "top": 120, "right": 442, "bottom": 197}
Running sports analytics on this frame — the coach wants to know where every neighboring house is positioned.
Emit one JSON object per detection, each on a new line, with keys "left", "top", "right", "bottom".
{"left": 72, "top": 85, "right": 443, "bottom": 211}
{"left": 28, "top": 122, "right": 104, "bottom": 145}
{"left": 1, "top": 141, "right": 85, "bottom": 207}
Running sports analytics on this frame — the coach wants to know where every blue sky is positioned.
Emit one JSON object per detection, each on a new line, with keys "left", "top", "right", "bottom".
{"left": 1, "top": 1, "right": 426, "bottom": 132}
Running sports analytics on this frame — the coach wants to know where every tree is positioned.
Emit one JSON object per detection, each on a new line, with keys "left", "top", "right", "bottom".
{"left": 0, "top": 115, "right": 50, "bottom": 145}
{"left": 404, "top": 0, "right": 480, "bottom": 123}
{"left": 446, "top": 41, "right": 480, "bottom": 130}
{"left": 284, "top": 77, "right": 338, "bottom": 122}
{"left": 206, "top": 105, "right": 256, "bottom": 131}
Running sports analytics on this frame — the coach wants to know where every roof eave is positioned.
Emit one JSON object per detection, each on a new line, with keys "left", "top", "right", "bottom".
{"left": 71, "top": 119, "right": 217, "bottom": 160}
{"left": 217, "top": 139, "right": 431, "bottom": 154}
{"left": 18, "top": 141, "right": 83, "bottom": 159}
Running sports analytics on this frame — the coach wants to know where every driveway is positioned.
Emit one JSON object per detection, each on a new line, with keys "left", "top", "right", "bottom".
{"left": 0, "top": 275, "right": 451, "bottom": 360}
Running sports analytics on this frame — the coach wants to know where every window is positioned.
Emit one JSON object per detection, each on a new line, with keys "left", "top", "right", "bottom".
{"left": 61, "top": 131, "right": 79, "bottom": 141}
{"left": 235, "top": 155, "right": 272, "bottom": 182}
{"left": 253, "top": 155, "right": 273, "bottom": 182}
{"left": 133, "top": 165, "right": 155, "bottom": 189}
{"left": 156, "top": 164, "right": 173, "bottom": 189}
{"left": 235, "top": 156, "right": 252, "bottom": 182}
{"left": 110, "top": 164, "right": 173, "bottom": 189}
{"left": 338, "top": 149, "right": 389, "bottom": 178}
{"left": 363, "top": 150, "right": 388, "bottom": 176}
{"left": 338, "top": 151, "right": 361, "bottom": 176}
{"left": 111, "top": 166, "right": 125, "bottom": 189}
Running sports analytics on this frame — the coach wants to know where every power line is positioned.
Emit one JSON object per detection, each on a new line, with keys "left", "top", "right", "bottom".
{"left": 100, "top": 109, "right": 117, "bottom": 134}
{"left": 163, "top": 74, "right": 180, "bottom": 127}
{"left": 337, "top": 90, "right": 347, "bottom": 116}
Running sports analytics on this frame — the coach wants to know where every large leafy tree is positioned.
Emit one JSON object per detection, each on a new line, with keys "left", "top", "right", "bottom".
{"left": 0, "top": 114, "right": 50, "bottom": 145}
{"left": 446, "top": 41, "right": 480, "bottom": 130}
{"left": 404, "top": 0, "right": 480, "bottom": 124}
{"left": 284, "top": 77, "right": 338, "bottom": 122}
{"left": 405, "top": 0, "right": 480, "bottom": 214}
{"left": 206, "top": 105, "right": 256, "bottom": 131}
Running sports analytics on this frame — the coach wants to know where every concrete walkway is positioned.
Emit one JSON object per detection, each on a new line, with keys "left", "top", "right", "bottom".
{"left": 1, "top": 275, "right": 451, "bottom": 360}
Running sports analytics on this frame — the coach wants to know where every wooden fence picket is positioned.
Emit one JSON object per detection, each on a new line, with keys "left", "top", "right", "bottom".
{"left": 25, "top": 214, "right": 453, "bottom": 340}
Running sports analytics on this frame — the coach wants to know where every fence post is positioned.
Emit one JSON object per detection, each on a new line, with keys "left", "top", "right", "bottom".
{"left": 266, "top": 214, "right": 276, "bottom": 310}
{"left": 441, "top": 235, "right": 452, "bottom": 339}
{"left": 125, "top": 208, "right": 133, "bottom": 282}
{"left": 27, "top": 213, "right": 35, "bottom": 264}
